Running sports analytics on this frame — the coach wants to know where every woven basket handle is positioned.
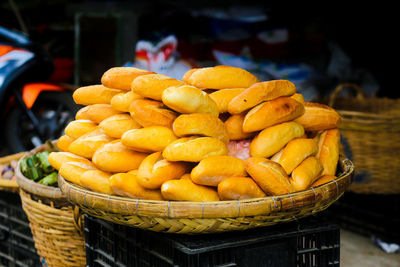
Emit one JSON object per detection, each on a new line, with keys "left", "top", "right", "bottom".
{"left": 329, "top": 83, "right": 367, "bottom": 107}
{"left": 73, "top": 205, "right": 84, "bottom": 236}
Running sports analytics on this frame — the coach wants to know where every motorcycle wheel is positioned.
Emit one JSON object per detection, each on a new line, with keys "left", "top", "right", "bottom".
{"left": 4, "top": 91, "right": 81, "bottom": 153}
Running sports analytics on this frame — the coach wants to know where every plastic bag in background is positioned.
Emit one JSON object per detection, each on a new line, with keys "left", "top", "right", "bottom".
{"left": 128, "top": 34, "right": 195, "bottom": 80}
{"left": 213, "top": 50, "right": 319, "bottom": 101}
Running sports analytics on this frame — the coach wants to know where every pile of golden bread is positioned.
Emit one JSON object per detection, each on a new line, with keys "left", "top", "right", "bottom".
{"left": 49, "top": 65, "right": 341, "bottom": 202}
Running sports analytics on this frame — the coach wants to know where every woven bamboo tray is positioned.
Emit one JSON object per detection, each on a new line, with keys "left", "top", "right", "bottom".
{"left": 15, "top": 143, "right": 86, "bottom": 267}
{"left": 59, "top": 156, "right": 353, "bottom": 234}
{"left": 0, "top": 152, "right": 26, "bottom": 193}
{"left": 328, "top": 83, "right": 400, "bottom": 194}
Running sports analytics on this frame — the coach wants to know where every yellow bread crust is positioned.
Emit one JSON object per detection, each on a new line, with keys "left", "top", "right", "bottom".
{"left": 316, "top": 128, "right": 340, "bottom": 176}
{"left": 101, "top": 67, "right": 154, "bottom": 90}
{"left": 64, "top": 119, "right": 98, "bottom": 139}
{"left": 209, "top": 88, "right": 245, "bottom": 113}
{"left": 228, "top": 80, "right": 296, "bottom": 114}
{"left": 68, "top": 128, "right": 114, "bottom": 159}
{"left": 190, "top": 155, "right": 247, "bottom": 186}
{"left": 73, "top": 84, "right": 122, "bottom": 105}
{"left": 48, "top": 151, "right": 94, "bottom": 171}
{"left": 217, "top": 176, "right": 266, "bottom": 200}
{"left": 80, "top": 169, "right": 114, "bottom": 195}
{"left": 99, "top": 114, "right": 142, "bottom": 139}
{"left": 75, "top": 105, "right": 91, "bottom": 120}
{"left": 59, "top": 161, "right": 96, "bottom": 186}
{"left": 57, "top": 135, "right": 75, "bottom": 152}
{"left": 110, "top": 91, "right": 143, "bottom": 112}
{"left": 294, "top": 102, "right": 341, "bottom": 131}
{"left": 224, "top": 114, "right": 256, "bottom": 140}
{"left": 129, "top": 99, "right": 178, "bottom": 128}
{"left": 161, "top": 179, "right": 220, "bottom": 201}
{"left": 86, "top": 104, "right": 123, "bottom": 124}
{"left": 311, "top": 175, "right": 337, "bottom": 187}
{"left": 290, "top": 156, "right": 323, "bottom": 191}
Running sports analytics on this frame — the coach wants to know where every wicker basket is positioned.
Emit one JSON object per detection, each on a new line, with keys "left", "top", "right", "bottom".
{"left": 328, "top": 83, "right": 400, "bottom": 194}
{"left": 58, "top": 156, "right": 353, "bottom": 234}
{"left": 15, "top": 143, "right": 86, "bottom": 267}
{"left": 0, "top": 152, "right": 25, "bottom": 193}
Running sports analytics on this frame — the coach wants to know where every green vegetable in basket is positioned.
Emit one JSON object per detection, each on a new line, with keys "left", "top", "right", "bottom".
{"left": 38, "top": 171, "right": 58, "bottom": 186}
{"left": 20, "top": 158, "right": 29, "bottom": 178}
{"left": 37, "top": 151, "right": 54, "bottom": 173}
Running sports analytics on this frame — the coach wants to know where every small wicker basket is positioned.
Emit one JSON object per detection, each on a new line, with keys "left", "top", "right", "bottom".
{"left": 328, "top": 83, "right": 400, "bottom": 194}
{"left": 0, "top": 152, "right": 25, "bottom": 193}
{"left": 15, "top": 143, "right": 86, "bottom": 267}
{"left": 59, "top": 156, "right": 353, "bottom": 234}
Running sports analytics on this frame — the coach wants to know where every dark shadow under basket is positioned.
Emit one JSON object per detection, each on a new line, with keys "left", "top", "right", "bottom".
{"left": 327, "top": 83, "right": 400, "bottom": 194}
{"left": 58, "top": 156, "right": 354, "bottom": 234}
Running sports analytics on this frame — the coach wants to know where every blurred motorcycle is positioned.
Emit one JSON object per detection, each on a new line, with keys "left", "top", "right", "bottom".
{"left": 0, "top": 26, "right": 79, "bottom": 153}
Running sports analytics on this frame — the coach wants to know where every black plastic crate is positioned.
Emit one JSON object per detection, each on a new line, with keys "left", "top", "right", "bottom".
{"left": 85, "top": 214, "right": 340, "bottom": 267}
{"left": 326, "top": 192, "right": 400, "bottom": 243}
{"left": 0, "top": 191, "right": 41, "bottom": 267}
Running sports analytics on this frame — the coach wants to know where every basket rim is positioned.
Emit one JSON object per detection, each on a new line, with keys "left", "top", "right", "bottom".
{"left": 59, "top": 156, "right": 354, "bottom": 219}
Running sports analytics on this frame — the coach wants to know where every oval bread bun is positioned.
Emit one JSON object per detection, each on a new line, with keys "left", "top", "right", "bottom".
{"left": 316, "top": 128, "right": 340, "bottom": 176}
{"left": 48, "top": 151, "right": 94, "bottom": 171}
{"left": 228, "top": 80, "right": 296, "bottom": 114}
{"left": 191, "top": 156, "right": 247, "bottom": 186}
{"left": 101, "top": 67, "right": 154, "bottom": 90}
{"left": 86, "top": 104, "right": 123, "bottom": 124}
{"left": 218, "top": 176, "right": 266, "bottom": 200}
{"left": 291, "top": 93, "right": 305, "bottom": 103}
{"left": 209, "top": 88, "right": 245, "bottom": 113}
{"left": 161, "top": 179, "right": 220, "bottom": 201}
{"left": 172, "top": 113, "right": 229, "bottom": 144}
{"left": 163, "top": 136, "right": 228, "bottom": 162}
{"left": 129, "top": 99, "right": 178, "bottom": 128}
{"left": 80, "top": 169, "right": 114, "bottom": 195}
{"left": 224, "top": 114, "right": 256, "bottom": 141}
{"left": 162, "top": 85, "right": 219, "bottom": 117}
{"left": 245, "top": 157, "right": 294, "bottom": 195}
{"left": 294, "top": 102, "right": 341, "bottom": 131}
{"left": 110, "top": 91, "right": 143, "bottom": 112}
{"left": 109, "top": 172, "right": 163, "bottom": 200}
{"left": 68, "top": 129, "right": 114, "bottom": 159}
{"left": 277, "top": 138, "right": 318, "bottom": 175}
{"left": 59, "top": 161, "right": 97, "bottom": 186}
{"left": 57, "top": 135, "right": 75, "bottom": 152}
{"left": 121, "top": 126, "right": 177, "bottom": 152}
{"left": 136, "top": 151, "right": 190, "bottom": 189}
{"left": 290, "top": 156, "right": 323, "bottom": 191}
{"left": 73, "top": 84, "right": 122, "bottom": 105}
{"left": 131, "top": 73, "right": 185, "bottom": 101}
{"left": 92, "top": 140, "right": 148, "bottom": 173}
{"left": 99, "top": 114, "right": 141, "bottom": 138}
{"left": 182, "top": 65, "right": 259, "bottom": 89}
{"left": 250, "top": 122, "right": 304, "bottom": 158}
{"left": 75, "top": 105, "right": 91, "bottom": 120}
{"left": 310, "top": 175, "right": 337, "bottom": 187}
{"left": 243, "top": 97, "right": 305, "bottom": 132}
{"left": 64, "top": 120, "right": 98, "bottom": 139}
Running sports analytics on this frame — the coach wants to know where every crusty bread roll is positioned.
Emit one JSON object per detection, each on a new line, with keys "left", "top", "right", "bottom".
{"left": 250, "top": 122, "right": 305, "bottom": 158}
{"left": 109, "top": 172, "right": 163, "bottom": 200}
{"left": 294, "top": 102, "right": 341, "bottom": 131}
{"left": 228, "top": 80, "right": 296, "bottom": 114}
{"left": 243, "top": 97, "right": 305, "bottom": 132}
{"left": 92, "top": 140, "right": 148, "bottom": 173}
{"left": 209, "top": 88, "right": 245, "bottom": 113}
{"left": 99, "top": 114, "right": 141, "bottom": 138}
{"left": 224, "top": 114, "right": 256, "bottom": 141}
{"left": 121, "top": 126, "right": 177, "bottom": 152}
{"left": 48, "top": 151, "right": 94, "bottom": 171}
{"left": 57, "top": 135, "right": 75, "bottom": 152}
{"left": 270, "top": 147, "right": 284, "bottom": 163}
{"left": 131, "top": 73, "right": 185, "bottom": 101}
{"left": 245, "top": 157, "right": 294, "bottom": 195}
{"left": 59, "top": 161, "right": 97, "bottom": 186}
{"left": 73, "top": 84, "right": 122, "bottom": 105}
{"left": 80, "top": 169, "right": 114, "bottom": 195}
{"left": 68, "top": 129, "right": 114, "bottom": 159}
{"left": 291, "top": 93, "right": 304, "bottom": 103}
{"left": 316, "top": 128, "right": 340, "bottom": 176}
{"left": 161, "top": 179, "right": 220, "bottom": 201}
{"left": 136, "top": 151, "right": 190, "bottom": 189}
{"left": 101, "top": 67, "right": 154, "bottom": 90}
{"left": 227, "top": 139, "right": 251, "bottom": 161}
{"left": 182, "top": 65, "right": 259, "bottom": 89}
{"left": 172, "top": 113, "right": 229, "bottom": 144}
{"left": 162, "top": 85, "right": 219, "bottom": 116}
{"left": 190, "top": 156, "right": 247, "bottom": 186}
{"left": 75, "top": 105, "right": 90, "bottom": 120}
{"left": 64, "top": 120, "right": 98, "bottom": 139}
{"left": 110, "top": 91, "right": 143, "bottom": 112}
{"left": 290, "top": 156, "right": 323, "bottom": 191}
{"left": 129, "top": 99, "right": 178, "bottom": 128}
{"left": 163, "top": 136, "right": 228, "bottom": 162}
{"left": 277, "top": 138, "right": 318, "bottom": 175}
{"left": 86, "top": 104, "right": 123, "bottom": 124}
{"left": 217, "top": 176, "right": 266, "bottom": 200}
{"left": 311, "top": 175, "right": 337, "bottom": 187}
